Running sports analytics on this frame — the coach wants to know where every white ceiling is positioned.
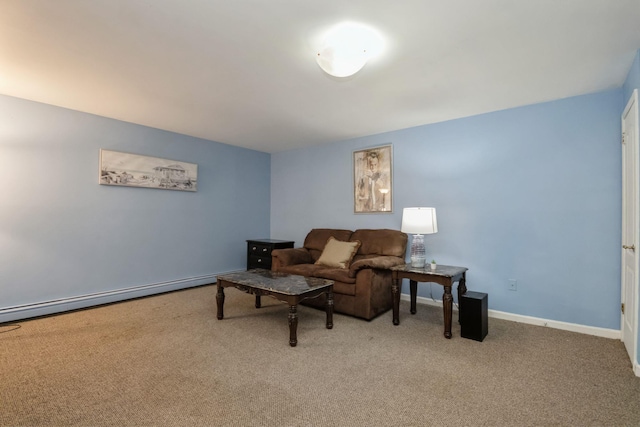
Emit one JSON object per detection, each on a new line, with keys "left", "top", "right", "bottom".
{"left": 1, "top": 1, "right": 639, "bottom": 153}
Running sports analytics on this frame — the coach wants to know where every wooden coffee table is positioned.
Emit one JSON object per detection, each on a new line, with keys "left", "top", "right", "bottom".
{"left": 216, "top": 269, "right": 334, "bottom": 347}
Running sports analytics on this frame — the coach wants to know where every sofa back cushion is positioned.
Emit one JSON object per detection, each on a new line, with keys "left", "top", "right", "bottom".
{"left": 304, "top": 229, "right": 353, "bottom": 261}
{"left": 350, "top": 229, "right": 408, "bottom": 258}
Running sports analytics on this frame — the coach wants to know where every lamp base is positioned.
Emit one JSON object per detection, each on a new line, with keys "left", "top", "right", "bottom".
{"left": 410, "top": 234, "right": 426, "bottom": 268}
{"left": 410, "top": 257, "right": 426, "bottom": 268}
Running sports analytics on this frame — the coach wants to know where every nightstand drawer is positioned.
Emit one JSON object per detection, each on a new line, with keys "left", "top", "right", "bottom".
{"left": 248, "top": 254, "right": 271, "bottom": 269}
{"left": 246, "top": 239, "right": 294, "bottom": 270}
{"left": 248, "top": 244, "right": 271, "bottom": 256}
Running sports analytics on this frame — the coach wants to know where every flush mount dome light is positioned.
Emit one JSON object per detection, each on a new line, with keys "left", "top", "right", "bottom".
{"left": 316, "top": 22, "right": 384, "bottom": 78}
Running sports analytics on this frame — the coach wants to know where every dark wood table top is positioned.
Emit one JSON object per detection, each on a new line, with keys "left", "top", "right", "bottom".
{"left": 391, "top": 264, "right": 468, "bottom": 278}
{"left": 217, "top": 269, "right": 333, "bottom": 295}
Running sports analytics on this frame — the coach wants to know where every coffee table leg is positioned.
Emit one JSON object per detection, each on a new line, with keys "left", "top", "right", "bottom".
{"left": 325, "top": 288, "right": 334, "bottom": 329}
{"left": 410, "top": 280, "right": 418, "bottom": 314}
{"left": 443, "top": 285, "right": 453, "bottom": 339}
{"left": 392, "top": 276, "right": 400, "bottom": 325}
{"left": 288, "top": 305, "right": 298, "bottom": 347}
{"left": 216, "top": 285, "right": 225, "bottom": 320}
{"left": 255, "top": 295, "right": 261, "bottom": 309}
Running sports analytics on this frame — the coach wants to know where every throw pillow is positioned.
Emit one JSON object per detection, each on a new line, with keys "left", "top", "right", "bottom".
{"left": 315, "top": 237, "right": 361, "bottom": 269}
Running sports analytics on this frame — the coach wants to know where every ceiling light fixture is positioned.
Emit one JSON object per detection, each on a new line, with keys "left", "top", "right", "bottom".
{"left": 315, "top": 22, "right": 384, "bottom": 78}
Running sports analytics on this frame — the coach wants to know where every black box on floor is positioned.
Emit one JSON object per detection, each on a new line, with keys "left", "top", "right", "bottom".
{"left": 460, "top": 291, "right": 488, "bottom": 342}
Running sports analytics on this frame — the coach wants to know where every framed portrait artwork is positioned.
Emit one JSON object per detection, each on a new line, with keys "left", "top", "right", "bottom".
{"left": 353, "top": 144, "right": 392, "bottom": 213}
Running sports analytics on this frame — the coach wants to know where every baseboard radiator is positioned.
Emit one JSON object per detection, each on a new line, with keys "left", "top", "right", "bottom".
{"left": 0, "top": 273, "right": 223, "bottom": 324}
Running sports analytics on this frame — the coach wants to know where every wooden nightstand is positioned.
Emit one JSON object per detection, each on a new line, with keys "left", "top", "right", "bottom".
{"left": 246, "top": 239, "right": 294, "bottom": 270}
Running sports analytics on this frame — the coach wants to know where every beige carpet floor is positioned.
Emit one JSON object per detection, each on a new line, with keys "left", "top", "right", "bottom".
{"left": 1, "top": 284, "right": 639, "bottom": 426}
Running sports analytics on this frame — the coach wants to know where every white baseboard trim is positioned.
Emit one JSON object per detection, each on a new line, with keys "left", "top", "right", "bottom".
{"left": 402, "top": 294, "right": 621, "bottom": 340}
{"left": 0, "top": 273, "right": 225, "bottom": 324}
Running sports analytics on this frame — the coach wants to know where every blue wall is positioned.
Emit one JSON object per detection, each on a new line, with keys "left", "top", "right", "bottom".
{"left": 272, "top": 89, "right": 622, "bottom": 330}
{"left": 0, "top": 95, "right": 271, "bottom": 321}
{"left": 623, "top": 50, "right": 640, "bottom": 103}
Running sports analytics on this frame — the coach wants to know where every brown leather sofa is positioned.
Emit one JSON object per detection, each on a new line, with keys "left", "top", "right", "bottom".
{"left": 271, "top": 228, "right": 408, "bottom": 320}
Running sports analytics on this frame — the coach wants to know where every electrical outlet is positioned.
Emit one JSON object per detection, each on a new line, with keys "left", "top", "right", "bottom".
{"left": 508, "top": 279, "right": 517, "bottom": 291}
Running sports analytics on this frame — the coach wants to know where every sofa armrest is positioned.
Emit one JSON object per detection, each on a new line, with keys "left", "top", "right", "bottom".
{"left": 348, "top": 256, "right": 406, "bottom": 278}
{"left": 271, "top": 248, "right": 313, "bottom": 269}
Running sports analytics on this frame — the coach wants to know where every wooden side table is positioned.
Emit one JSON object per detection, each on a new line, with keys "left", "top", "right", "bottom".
{"left": 391, "top": 264, "right": 468, "bottom": 339}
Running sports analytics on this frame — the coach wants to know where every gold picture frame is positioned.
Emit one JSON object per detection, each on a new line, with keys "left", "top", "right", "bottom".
{"left": 353, "top": 144, "right": 392, "bottom": 213}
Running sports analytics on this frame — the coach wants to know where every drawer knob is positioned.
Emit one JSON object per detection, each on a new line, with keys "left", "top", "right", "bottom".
{"left": 258, "top": 259, "right": 262, "bottom": 263}
{"left": 262, "top": 248, "right": 267, "bottom": 252}
{"left": 252, "top": 246, "right": 257, "bottom": 250}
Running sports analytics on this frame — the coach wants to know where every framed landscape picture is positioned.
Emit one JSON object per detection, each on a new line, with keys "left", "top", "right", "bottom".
{"left": 353, "top": 144, "right": 392, "bottom": 213}
{"left": 99, "top": 149, "right": 198, "bottom": 192}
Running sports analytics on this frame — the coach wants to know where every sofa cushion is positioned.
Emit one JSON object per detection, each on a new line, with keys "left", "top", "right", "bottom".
{"left": 351, "top": 229, "right": 408, "bottom": 257}
{"left": 315, "top": 237, "right": 361, "bottom": 269}
{"left": 331, "top": 281, "right": 356, "bottom": 295}
{"left": 349, "top": 255, "right": 407, "bottom": 277}
{"left": 271, "top": 248, "right": 313, "bottom": 266}
{"left": 277, "top": 263, "right": 327, "bottom": 277}
{"left": 304, "top": 229, "right": 353, "bottom": 261}
{"left": 312, "top": 267, "right": 356, "bottom": 288}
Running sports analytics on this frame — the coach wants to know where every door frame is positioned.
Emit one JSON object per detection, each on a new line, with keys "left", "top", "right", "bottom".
{"left": 622, "top": 88, "right": 639, "bottom": 376}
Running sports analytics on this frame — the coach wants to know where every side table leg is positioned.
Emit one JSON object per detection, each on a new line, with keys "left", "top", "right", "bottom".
{"left": 410, "top": 280, "right": 417, "bottom": 314}
{"left": 325, "top": 288, "right": 334, "bottom": 329}
{"left": 216, "top": 285, "right": 225, "bottom": 320}
{"left": 457, "top": 273, "right": 467, "bottom": 324}
{"left": 392, "top": 276, "right": 400, "bottom": 325}
{"left": 288, "top": 305, "right": 298, "bottom": 347}
{"left": 458, "top": 273, "right": 468, "bottom": 296}
{"left": 255, "top": 295, "right": 261, "bottom": 309}
{"left": 443, "top": 285, "right": 453, "bottom": 339}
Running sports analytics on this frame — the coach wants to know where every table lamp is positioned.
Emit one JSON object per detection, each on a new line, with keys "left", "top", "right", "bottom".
{"left": 401, "top": 207, "right": 438, "bottom": 268}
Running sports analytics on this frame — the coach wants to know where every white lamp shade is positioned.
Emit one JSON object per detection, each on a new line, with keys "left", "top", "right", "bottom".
{"left": 401, "top": 207, "right": 438, "bottom": 234}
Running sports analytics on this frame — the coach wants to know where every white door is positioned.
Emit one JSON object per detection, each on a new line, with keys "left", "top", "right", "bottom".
{"left": 622, "top": 89, "right": 639, "bottom": 367}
